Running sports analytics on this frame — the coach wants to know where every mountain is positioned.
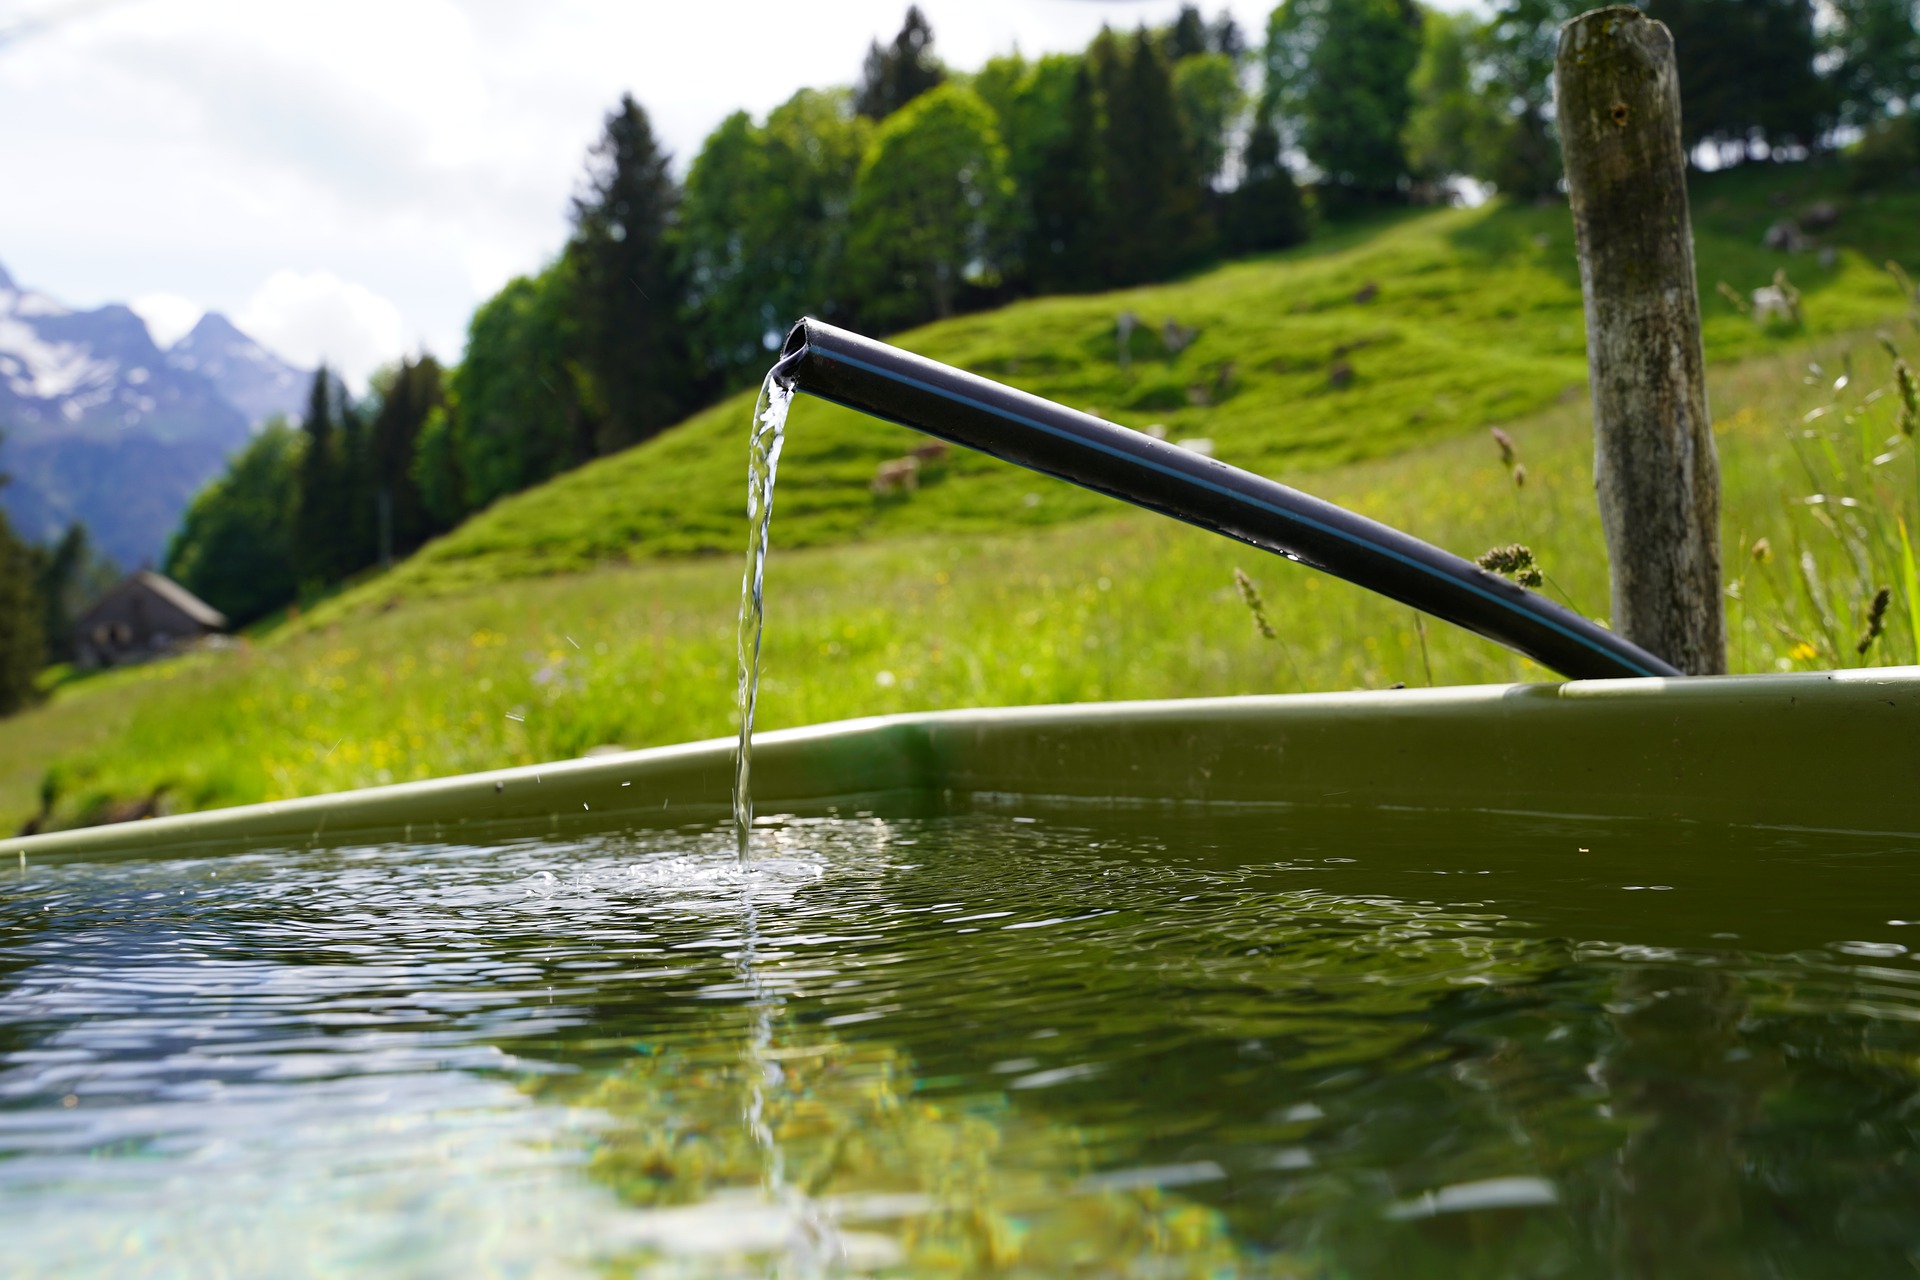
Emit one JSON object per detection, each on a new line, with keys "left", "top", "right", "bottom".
{"left": 166, "top": 311, "right": 308, "bottom": 427}
{"left": 0, "top": 260, "right": 310, "bottom": 568}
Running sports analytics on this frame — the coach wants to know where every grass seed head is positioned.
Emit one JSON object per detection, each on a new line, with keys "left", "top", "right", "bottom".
{"left": 1490, "top": 427, "right": 1516, "bottom": 469}
{"left": 1475, "top": 543, "right": 1543, "bottom": 589}
{"left": 1857, "top": 586, "right": 1892, "bottom": 655}
{"left": 1232, "top": 568, "right": 1278, "bottom": 641}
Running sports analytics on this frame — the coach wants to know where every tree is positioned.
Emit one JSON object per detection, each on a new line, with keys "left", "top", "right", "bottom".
{"left": 1164, "top": 4, "right": 1212, "bottom": 61}
{"left": 410, "top": 401, "right": 467, "bottom": 533}
{"left": 1097, "top": 29, "right": 1216, "bottom": 283}
{"left": 0, "top": 507, "right": 43, "bottom": 714}
{"left": 166, "top": 420, "right": 304, "bottom": 627}
{"left": 845, "top": 84, "right": 1014, "bottom": 331}
{"left": 1823, "top": 0, "right": 1920, "bottom": 126}
{"left": 570, "top": 94, "right": 693, "bottom": 455}
{"left": 1264, "top": 0, "right": 1424, "bottom": 203}
{"left": 1173, "top": 51, "right": 1247, "bottom": 186}
{"left": 1404, "top": 9, "right": 1502, "bottom": 186}
{"left": 1023, "top": 56, "right": 1107, "bottom": 294}
{"left": 855, "top": 6, "right": 946, "bottom": 121}
{"left": 976, "top": 53, "right": 1090, "bottom": 294}
{"left": 1644, "top": 0, "right": 1827, "bottom": 159}
{"left": 447, "top": 257, "right": 597, "bottom": 510}
{"left": 368, "top": 355, "right": 445, "bottom": 563}
{"left": 678, "top": 89, "right": 869, "bottom": 389}
{"left": 1222, "top": 117, "right": 1309, "bottom": 254}
{"left": 1476, "top": 0, "right": 1584, "bottom": 200}
{"left": 292, "top": 366, "right": 351, "bottom": 588}
{"left": 31, "top": 523, "right": 116, "bottom": 663}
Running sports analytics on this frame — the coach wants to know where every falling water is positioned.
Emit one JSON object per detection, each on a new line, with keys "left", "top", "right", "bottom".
{"left": 733, "top": 373, "right": 794, "bottom": 863}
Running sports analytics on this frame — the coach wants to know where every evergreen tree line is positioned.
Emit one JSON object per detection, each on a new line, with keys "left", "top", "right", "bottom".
{"left": 163, "top": 357, "right": 449, "bottom": 627}
{"left": 159, "top": 0, "right": 1919, "bottom": 633}
{"left": 0, "top": 475, "right": 123, "bottom": 715}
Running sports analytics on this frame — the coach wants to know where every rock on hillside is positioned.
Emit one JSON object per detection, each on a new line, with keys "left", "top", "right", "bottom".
{"left": 0, "top": 259, "right": 309, "bottom": 567}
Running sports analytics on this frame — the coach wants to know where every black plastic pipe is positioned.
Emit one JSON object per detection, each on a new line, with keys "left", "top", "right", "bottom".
{"left": 773, "top": 318, "right": 1680, "bottom": 681}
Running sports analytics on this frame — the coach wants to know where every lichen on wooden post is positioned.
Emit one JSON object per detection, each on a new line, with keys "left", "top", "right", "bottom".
{"left": 1556, "top": 6, "right": 1725, "bottom": 675}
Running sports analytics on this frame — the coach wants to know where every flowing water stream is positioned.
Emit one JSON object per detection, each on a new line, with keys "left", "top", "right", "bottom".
{"left": 732, "top": 372, "right": 794, "bottom": 864}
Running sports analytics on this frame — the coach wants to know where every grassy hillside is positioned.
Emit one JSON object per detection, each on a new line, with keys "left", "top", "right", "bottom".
{"left": 7, "top": 165, "right": 1920, "bottom": 832}
{"left": 8, "top": 324, "right": 1917, "bottom": 832}
{"left": 308, "top": 165, "right": 1920, "bottom": 617}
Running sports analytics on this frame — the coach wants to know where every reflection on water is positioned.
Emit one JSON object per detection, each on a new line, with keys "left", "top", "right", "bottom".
{"left": 5, "top": 807, "right": 1920, "bottom": 1275}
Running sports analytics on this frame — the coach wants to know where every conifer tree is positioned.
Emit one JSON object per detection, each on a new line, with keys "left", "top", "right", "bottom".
{"left": 1223, "top": 118, "right": 1309, "bottom": 255}
{"left": 369, "top": 356, "right": 445, "bottom": 563}
{"left": 1165, "top": 5, "right": 1211, "bottom": 61}
{"left": 1024, "top": 57, "right": 1106, "bottom": 294}
{"left": 293, "top": 365, "right": 341, "bottom": 588}
{"left": 855, "top": 7, "right": 946, "bottom": 121}
{"left": 570, "top": 94, "right": 693, "bottom": 455}
{"left": 1099, "top": 29, "right": 1214, "bottom": 284}
{"left": 0, "top": 507, "right": 44, "bottom": 715}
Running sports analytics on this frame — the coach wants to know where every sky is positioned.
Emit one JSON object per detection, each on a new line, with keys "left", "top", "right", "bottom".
{"left": 0, "top": 0, "right": 1469, "bottom": 388}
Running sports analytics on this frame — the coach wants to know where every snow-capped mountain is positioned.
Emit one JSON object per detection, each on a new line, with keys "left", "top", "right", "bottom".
{"left": 166, "top": 310, "right": 308, "bottom": 428}
{"left": 0, "top": 259, "right": 311, "bottom": 568}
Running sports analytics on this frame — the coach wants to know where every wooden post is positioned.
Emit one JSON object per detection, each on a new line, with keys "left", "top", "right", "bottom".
{"left": 1556, "top": 6, "right": 1725, "bottom": 675}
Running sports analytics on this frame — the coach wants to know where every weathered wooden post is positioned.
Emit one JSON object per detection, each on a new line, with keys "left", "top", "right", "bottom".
{"left": 1556, "top": 6, "right": 1725, "bottom": 675}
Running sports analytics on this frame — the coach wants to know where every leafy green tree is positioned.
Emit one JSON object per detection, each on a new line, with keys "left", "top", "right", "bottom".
{"left": 1222, "top": 117, "right": 1310, "bottom": 254}
{"left": 570, "top": 94, "right": 693, "bottom": 455}
{"left": 447, "top": 257, "right": 596, "bottom": 510}
{"left": 855, "top": 6, "right": 946, "bottom": 121}
{"left": 976, "top": 53, "right": 1088, "bottom": 293}
{"left": 0, "top": 506, "right": 44, "bottom": 713}
{"left": 165, "top": 420, "right": 303, "bottom": 627}
{"left": 1645, "top": 0, "right": 1827, "bottom": 158}
{"left": 1475, "top": 0, "right": 1582, "bottom": 200}
{"left": 1097, "top": 28, "right": 1216, "bottom": 282}
{"left": 410, "top": 401, "right": 467, "bottom": 532}
{"left": 1173, "top": 51, "right": 1246, "bottom": 186}
{"left": 678, "top": 89, "right": 869, "bottom": 388}
{"left": 1404, "top": 9, "right": 1502, "bottom": 185}
{"left": 1821, "top": 0, "right": 1919, "bottom": 127}
{"left": 1264, "top": 0, "right": 1424, "bottom": 203}
{"left": 845, "top": 84, "right": 1014, "bottom": 331}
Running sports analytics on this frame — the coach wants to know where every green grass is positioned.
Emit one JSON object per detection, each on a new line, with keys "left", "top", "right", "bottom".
{"left": 8, "top": 166, "right": 1920, "bottom": 833}
{"left": 304, "top": 167, "right": 1920, "bottom": 620}
{"left": 11, "top": 323, "right": 1917, "bottom": 832}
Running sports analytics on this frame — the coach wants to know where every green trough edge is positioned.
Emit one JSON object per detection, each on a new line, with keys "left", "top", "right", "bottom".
{"left": 8, "top": 668, "right": 1919, "bottom": 865}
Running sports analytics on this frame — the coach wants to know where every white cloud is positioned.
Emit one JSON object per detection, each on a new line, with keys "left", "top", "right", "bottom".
{"left": 0, "top": 0, "right": 1480, "bottom": 374}
{"left": 127, "top": 292, "right": 203, "bottom": 348}
{"left": 234, "top": 270, "right": 404, "bottom": 391}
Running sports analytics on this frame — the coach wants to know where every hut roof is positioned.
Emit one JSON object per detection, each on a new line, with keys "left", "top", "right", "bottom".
{"left": 78, "top": 571, "right": 228, "bottom": 632}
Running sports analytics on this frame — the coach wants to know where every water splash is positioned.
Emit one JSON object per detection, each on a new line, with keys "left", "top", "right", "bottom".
{"left": 734, "top": 373, "right": 794, "bottom": 864}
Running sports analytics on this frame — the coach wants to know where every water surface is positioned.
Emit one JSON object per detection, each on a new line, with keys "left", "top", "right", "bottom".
{"left": 6, "top": 806, "right": 1920, "bottom": 1276}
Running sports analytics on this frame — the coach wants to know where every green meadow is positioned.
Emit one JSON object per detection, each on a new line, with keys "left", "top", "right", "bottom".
{"left": 7, "top": 167, "right": 1920, "bottom": 832}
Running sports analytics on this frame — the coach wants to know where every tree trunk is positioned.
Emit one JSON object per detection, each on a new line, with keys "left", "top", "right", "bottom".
{"left": 1556, "top": 7, "right": 1725, "bottom": 676}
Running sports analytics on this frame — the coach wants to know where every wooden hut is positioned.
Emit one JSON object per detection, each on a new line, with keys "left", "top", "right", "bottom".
{"left": 74, "top": 572, "right": 227, "bottom": 668}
